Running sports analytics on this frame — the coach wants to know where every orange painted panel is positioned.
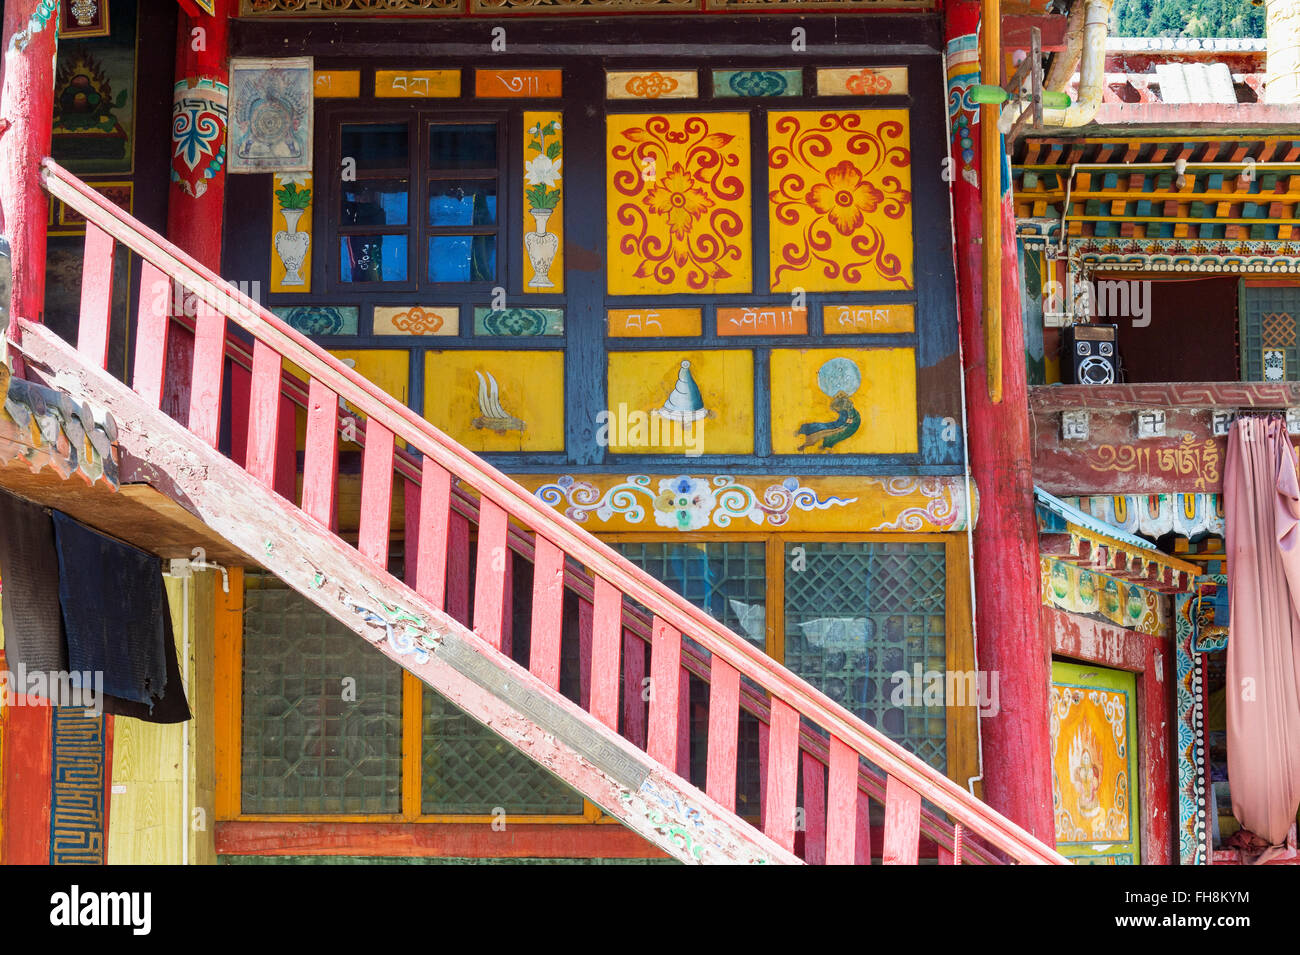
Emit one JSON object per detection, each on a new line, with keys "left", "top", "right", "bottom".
{"left": 717, "top": 306, "right": 807, "bottom": 336}
{"left": 607, "top": 308, "right": 702, "bottom": 338}
{"left": 476, "top": 69, "right": 562, "bottom": 98}
{"left": 823, "top": 303, "right": 915, "bottom": 334}
{"left": 314, "top": 71, "right": 360, "bottom": 98}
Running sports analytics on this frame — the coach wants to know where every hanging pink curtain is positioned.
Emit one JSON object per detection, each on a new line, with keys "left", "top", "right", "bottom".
{"left": 1225, "top": 415, "right": 1300, "bottom": 856}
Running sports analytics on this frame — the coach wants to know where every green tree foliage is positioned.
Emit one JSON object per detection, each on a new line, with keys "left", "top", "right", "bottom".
{"left": 1112, "top": 0, "right": 1265, "bottom": 38}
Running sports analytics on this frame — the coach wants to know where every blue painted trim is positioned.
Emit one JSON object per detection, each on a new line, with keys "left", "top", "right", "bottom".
{"left": 1035, "top": 486, "right": 1164, "bottom": 552}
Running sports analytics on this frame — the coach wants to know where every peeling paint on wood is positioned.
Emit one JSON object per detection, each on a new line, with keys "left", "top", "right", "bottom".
{"left": 0, "top": 372, "right": 119, "bottom": 488}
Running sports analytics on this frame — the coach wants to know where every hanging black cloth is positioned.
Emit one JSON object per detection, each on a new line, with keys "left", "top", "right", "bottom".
{"left": 0, "top": 488, "right": 70, "bottom": 681}
{"left": 53, "top": 511, "right": 168, "bottom": 705}
{"left": 98, "top": 597, "right": 191, "bottom": 724}
{"left": 51, "top": 512, "right": 189, "bottom": 722}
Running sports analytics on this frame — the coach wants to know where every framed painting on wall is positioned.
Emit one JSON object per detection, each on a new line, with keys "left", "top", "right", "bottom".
{"left": 62, "top": 0, "right": 112, "bottom": 38}
{"left": 51, "top": 0, "right": 138, "bottom": 175}
{"left": 228, "top": 57, "right": 314, "bottom": 174}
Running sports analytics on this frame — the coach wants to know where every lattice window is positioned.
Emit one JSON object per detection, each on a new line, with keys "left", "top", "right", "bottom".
{"left": 613, "top": 541, "right": 766, "bottom": 807}
{"left": 612, "top": 541, "right": 768, "bottom": 648}
{"left": 1240, "top": 286, "right": 1300, "bottom": 382}
{"left": 241, "top": 573, "right": 584, "bottom": 817}
{"left": 421, "top": 690, "right": 584, "bottom": 815}
{"left": 241, "top": 576, "right": 404, "bottom": 814}
{"left": 783, "top": 541, "right": 947, "bottom": 772}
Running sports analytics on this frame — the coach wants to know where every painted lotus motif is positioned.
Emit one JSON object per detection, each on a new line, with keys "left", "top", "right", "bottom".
{"left": 645, "top": 163, "right": 716, "bottom": 244}
{"left": 653, "top": 476, "right": 715, "bottom": 531}
{"left": 806, "top": 161, "right": 885, "bottom": 236}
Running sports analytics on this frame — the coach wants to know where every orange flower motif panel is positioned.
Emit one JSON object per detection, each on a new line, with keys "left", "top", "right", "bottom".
{"left": 607, "top": 112, "right": 753, "bottom": 295}
{"left": 768, "top": 109, "right": 913, "bottom": 293}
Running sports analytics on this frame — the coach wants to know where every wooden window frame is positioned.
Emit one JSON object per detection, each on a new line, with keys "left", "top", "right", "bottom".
{"left": 215, "top": 567, "right": 600, "bottom": 824}
{"left": 216, "top": 530, "right": 976, "bottom": 823}
{"left": 323, "top": 107, "right": 510, "bottom": 296}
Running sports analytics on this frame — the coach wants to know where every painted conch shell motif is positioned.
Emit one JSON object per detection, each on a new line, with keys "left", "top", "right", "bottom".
{"left": 472, "top": 370, "right": 526, "bottom": 435}
{"left": 654, "top": 360, "right": 709, "bottom": 424}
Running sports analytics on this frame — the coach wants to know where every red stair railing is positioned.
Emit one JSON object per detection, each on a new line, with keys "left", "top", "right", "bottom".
{"left": 37, "top": 157, "right": 1068, "bottom": 865}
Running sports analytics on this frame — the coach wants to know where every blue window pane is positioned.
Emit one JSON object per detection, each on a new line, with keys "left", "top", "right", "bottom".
{"left": 342, "top": 181, "right": 409, "bottom": 226}
{"left": 339, "top": 235, "right": 408, "bottom": 283}
{"left": 429, "top": 124, "right": 497, "bottom": 169}
{"left": 340, "top": 123, "right": 409, "bottom": 172}
{"left": 428, "top": 235, "right": 495, "bottom": 283}
{"left": 428, "top": 180, "right": 497, "bottom": 226}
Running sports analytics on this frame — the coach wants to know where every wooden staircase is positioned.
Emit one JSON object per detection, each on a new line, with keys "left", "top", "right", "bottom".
{"left": 14, "top": 158, "right": 1069, "bottom": 865}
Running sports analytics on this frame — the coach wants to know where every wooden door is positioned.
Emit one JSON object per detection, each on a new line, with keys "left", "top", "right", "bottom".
{"left": 1050, "top": 660, "right": 1140, "bottom": 864}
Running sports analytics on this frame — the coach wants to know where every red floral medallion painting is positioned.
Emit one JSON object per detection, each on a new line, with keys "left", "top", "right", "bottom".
{"left": 768, "top": 109, "right": 913, "bottom": 292}
{"left": 607, "top": 112, "right": 753, "bottom": 295}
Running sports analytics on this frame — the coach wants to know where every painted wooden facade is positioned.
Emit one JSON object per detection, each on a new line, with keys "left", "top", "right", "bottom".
{"left": 0, "top": 0, "right": 1081, "bottom": 868}
{"left": 206, "top": 12, "right": 983, "bottom": 861}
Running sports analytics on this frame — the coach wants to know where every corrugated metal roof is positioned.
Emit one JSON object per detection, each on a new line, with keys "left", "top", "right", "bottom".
{"left": 1153, "top": 62, "right": 1238, "bottom": 104}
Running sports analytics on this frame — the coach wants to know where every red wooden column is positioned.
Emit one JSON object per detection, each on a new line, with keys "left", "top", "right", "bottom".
{"left": 0, "top": 0, "right": 59, "bottom": 352}
{"left": 163, "top": 0, "right": 231, "bottom": 419}
{"left": 945, "top": 0, "right": 1055, "bottom": 843}
{"left": 0, "top": 2, "right": 58, "bottom": 862}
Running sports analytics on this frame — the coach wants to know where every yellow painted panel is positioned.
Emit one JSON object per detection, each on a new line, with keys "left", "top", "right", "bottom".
{"left": 314, "top": 70, "right": 360, "bottom": 98}
{"left": 817, "top": 67, "right": 909, "bottom": 96}
{"left": 270, "top": 174, "right": 312, "bottom": 293}
{"left": 423, "top": 350, "right": 565, "bottom": 453}
{"left": 769, "top": 347, "right": 916, "bottom": 454}
{"left": 823, "top": 302, "right": 914, "bottom": 334}
{"left": 607, "top": 112, "right": 752, "bottom": 296}
{"left": 606, "top": 70, "right": 698, "bottom": 100}
{"left": 523, "top": 111, "right": 564, "bottom": 294}
{"left": 526, "top": 473, "right": 973, "bottom": 533}
{"left": 375, "top": 69, "right": 460, "bottom": 98}
{"left": 326, "top": 350, "right": 410, "bottom": 408}
{"left": 607, "top": 307, "right": 702, "bottom": 337}
{"left": 331, "top": 350, "right": 409, "bottom": 450}
{"left": 768, "top": 109, "right": 914, "bottom": 292}
{"left": 374, "top": 305, "right": 459, "bottom": 336}
{"left": 285, "top": 350, "right": 409, "bottom": 452}
{"left": 606, "top": 350, "right": 753, "bottom": 455}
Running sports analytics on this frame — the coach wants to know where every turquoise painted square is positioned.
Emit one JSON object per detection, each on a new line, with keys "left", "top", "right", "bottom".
{"left": 713, "top": 70, "right": 802, "bottom": 98}
{"left": 272, "top": 305, "right": 359, "bottom": 336}
{"left": 473, "top": 307, "right": 564, "bottom": 336}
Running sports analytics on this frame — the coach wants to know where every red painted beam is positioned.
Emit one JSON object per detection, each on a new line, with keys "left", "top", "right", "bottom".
{"left": 1, "top": 697, "right": 53, "bottom": 864}
{"left": 214, "top": 821, "right": 670, "bottom": 859}
{"left": 1002, "top": 14, "right": 1067, "bottom": 51}
{"left": 163, "top": 0, "right": 230, "bottom": 427}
